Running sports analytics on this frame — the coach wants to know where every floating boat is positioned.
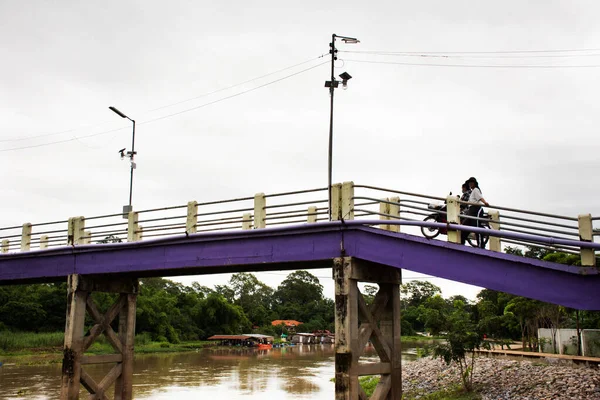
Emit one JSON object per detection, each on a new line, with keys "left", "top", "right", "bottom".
{"left": 257, "top": 343, "right": 272, "bottom": 350}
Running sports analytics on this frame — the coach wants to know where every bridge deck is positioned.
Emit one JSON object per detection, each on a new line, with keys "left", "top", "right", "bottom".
{"left": 0, "top": 223, "right": 597, "bottom": 310}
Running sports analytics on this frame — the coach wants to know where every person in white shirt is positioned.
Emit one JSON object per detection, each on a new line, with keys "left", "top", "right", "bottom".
{"left": 460, "top": 177, "right": 489, "bottom": 247}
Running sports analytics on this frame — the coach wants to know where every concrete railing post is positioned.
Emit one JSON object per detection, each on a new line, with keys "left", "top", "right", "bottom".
{"left": 21, "top": 223, "right": 32, "bottom": 251}
{"left": 186, "top": 201, "right": 198, "bottom": 235}
{"left": 39, "top": 235, "right": 49, "bottom": 249}
{"left": 73, "top": 216, "right": 85, "bottom": 245}
{"left": 2, "top": 239, "right": 9, "bottom": 253}
{"left": 127, "top": 212, "right": 141, "bottom": 242}
{"left": 578, "top": 214, "right": 595, "bottom": 267}
{"left": 389, "top": 196, "right": 400, "bottom": 233}
{"left": 446, "top": 196, "right": 461, "bottom": 244}
{"left": 68, "top": 218, "right": 75, "bottom": 245}
{"left": 331, "top": 183, "right": 342, "bottom": 221}
{"left": 82, "top": 231, "right": 91, "bottom": 245}
{"left": 242, "top": 213, "right": 253, "bottom": 229}
{"left": 488, "top": 211, "right": 501, "bottom": 252}
{"left": 307, "top": 206, "right": 318, "bottom": 223}
{"left": 254, "top": 193, "right": 266, "bottom": 229}
{"left": 341, "top": 181, "right": 354, "bottom": 220}
{"left": 379, "top": 198, "right": 390, "bottom": 231}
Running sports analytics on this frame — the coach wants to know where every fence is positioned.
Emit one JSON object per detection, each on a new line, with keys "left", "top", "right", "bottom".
{"left": 1, "top": 181, "right": 597, "bottom": 267}
{"left": 538, "top": 328, "right": 600, "bottom": 357}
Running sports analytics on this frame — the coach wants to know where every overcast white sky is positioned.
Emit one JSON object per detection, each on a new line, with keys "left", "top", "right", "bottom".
{"left": 2, "top": 1, "right": 599, "bottom": 301}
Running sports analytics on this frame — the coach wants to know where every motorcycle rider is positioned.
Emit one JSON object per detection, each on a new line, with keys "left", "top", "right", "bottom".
{"left": 461, "top": 177, "right": 490, "bottom": 248}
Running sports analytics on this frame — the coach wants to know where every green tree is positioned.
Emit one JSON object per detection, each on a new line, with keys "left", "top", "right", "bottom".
{"left": 228, "top": 273, "right": 274, "bottom": 326}
{"left": 275, "top": 271, "right": 323, "bottom": 305}
{"left": 433, "top": 300, "right": 488, "bottom": 392}
{"left": 197, "top": 293, "right": 251, "bottom": 337}
{"left": 401, "top": 281, "right": 441, "bottom": 309}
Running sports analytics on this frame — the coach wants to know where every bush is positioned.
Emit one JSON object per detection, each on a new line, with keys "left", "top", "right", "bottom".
{"left": 135, "top": 332, "right": 152, "bottom": 346}
{"left": 359, "top": 376, "right": 379, "bottom": 397}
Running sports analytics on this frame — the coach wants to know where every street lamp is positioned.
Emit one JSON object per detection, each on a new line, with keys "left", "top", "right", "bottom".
{"left": 109, "top": 106, "right": 137, "bottom": 218}
{"left": 325, "top": 33, "right": 360, "bottom": 220}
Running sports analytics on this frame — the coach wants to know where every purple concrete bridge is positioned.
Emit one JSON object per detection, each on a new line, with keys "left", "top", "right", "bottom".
{"left": 0, "top": 182, "right": 598, "bottom": 399}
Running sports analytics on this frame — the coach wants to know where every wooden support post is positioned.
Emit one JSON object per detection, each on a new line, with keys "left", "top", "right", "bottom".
{"left": 446, "top": 195, "right": 461, "bottom": 244}
{"left": 21, "top": 222, "right": 32, "bottom": 251}
{"left": 307, "top": 206, "right": 318, "bottom": 223}
{"left": 333, "top": 257, "right": 359, "bottom": 399}
{"left": 333, "top": 257, "right": 402, "bottom": 400}
{"left": 389, "top": 196, "right": 400, "bottom": 233}
{"left": 127, "top": 212, "right": 140, "bottom": 242}
{"left": 61, "top": 275, "right": 138, "bottom": 400}
{"left": 390, "top": 282, "right": 402, "bottom": 398}
{"left": 254, "top": 193, "right": 266, "bottom": 229}
{"left": 488, "top": 211, "right": 501, "bottom": 252}
{"left": 379, "top": 198, "right": 390, "bottom": 231}
{"left": 61, "top": 275, "right": 89, "bottom": 400}
{"left": 2, "top": 239, "right": 9, "bottom": 253}
{"left": 331, "top": 183, "right": 342, "bottom": 221}
{"left": 242, "top": 213, "right": 253, "bottom": 229}
{"left": 578, "top": 214, "right": 595, "bottom": 267}
{"left": 186, "top": 201, "right": 198, "bottom": 235}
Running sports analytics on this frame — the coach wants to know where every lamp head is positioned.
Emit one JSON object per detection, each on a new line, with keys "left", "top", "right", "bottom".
{"left": 109, "top": 106, "right": 128, "bottom": 119}
{"left": 339, "top": 72, "right": 352, "bottom": 81}
{"left": 339, "top": 72, "right": 352, "bottom": 89}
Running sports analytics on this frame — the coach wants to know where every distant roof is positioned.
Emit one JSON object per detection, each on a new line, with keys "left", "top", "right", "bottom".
{"left": 243, "top": 333, "right": 274, "bottom": 339}
{"left": 207, "top": 335, "right": 249, "bottom": 340}
{"left": 207, "top": 334, "right": 274, "bottom": 341}
{"left": 271, "top": 319, "right": 303, "bottom": 327}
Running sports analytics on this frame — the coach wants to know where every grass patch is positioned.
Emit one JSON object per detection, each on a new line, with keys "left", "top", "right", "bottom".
{"left": 360, "top": 377, "right": 481, "bottom": 400}
{"left": 0, "top": 331, "right": 64, "bottom": 352}
{"left": 0, "top": 331, "right": 212, "bottom": 365}
{"left": 359, "top": 376, "right": 379, "bottom": 397}
{"left": 401, "top": 335, "right": 444, "bottom": 342}
{"left": 404, "top": 384, "right": 482, "bottom": 400}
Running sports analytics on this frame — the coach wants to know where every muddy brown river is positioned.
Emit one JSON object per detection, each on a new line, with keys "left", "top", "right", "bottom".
{"left": 0, "top": 343, "right": 423, "bottom": 399}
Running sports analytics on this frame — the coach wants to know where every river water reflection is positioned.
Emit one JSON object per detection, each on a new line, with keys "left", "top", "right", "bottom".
{"left": 0, "top": 343, "right": 424, "bottom": 399}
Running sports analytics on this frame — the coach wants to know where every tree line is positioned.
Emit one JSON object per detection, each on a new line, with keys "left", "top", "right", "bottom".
{"left": 1, "top": 246, "right": 599, "bottom": 347}
{"left": 0, "top": 270, "right": 334, "bottom": 343}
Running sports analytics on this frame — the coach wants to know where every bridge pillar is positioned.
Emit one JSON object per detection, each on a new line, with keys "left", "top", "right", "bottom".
{"left": 60, "top": 274, "right": 139, "bottom": 400}
{"left": 333, "top": 257, "right": 402, "bottom": 400}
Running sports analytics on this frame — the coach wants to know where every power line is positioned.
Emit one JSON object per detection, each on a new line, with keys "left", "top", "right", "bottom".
{"left": 0, "top": 61, "right": 328, "bottom": 153}
{"left": 340, "top": 50, "right": 600, "bottom": 59}
{"left": 139, "top": 61, "right": 327, "bottom": 126}
{"left": 342, "top": 47, "right": 600, "bottom": 55}
{"left": 0, "top": 56, "right": 326, "bottom": 144}
{"left": 146, "top": 56, "right": 326, "bottom": 113}
{"left": 345, "top": 58, "right": 600, "bottom": 69}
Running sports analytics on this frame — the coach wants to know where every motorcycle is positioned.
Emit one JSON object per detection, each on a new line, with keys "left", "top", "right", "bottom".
{"left": 420, "top": 194, "right": 491, "bottom": 248}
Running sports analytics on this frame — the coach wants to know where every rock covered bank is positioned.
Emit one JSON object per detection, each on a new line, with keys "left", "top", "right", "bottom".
{"left": 403, "top": 357, "right": 600, "bottom": 399}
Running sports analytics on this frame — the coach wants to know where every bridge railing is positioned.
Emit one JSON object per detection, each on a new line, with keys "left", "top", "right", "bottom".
{"left": 0, "top": 182, "right": 595, "bottom": 266}
{"left": 0, "top": 187, "right": 329, "bottom": 251}
{"left": 350, "top": 183, "right": 594, "bottom": 265}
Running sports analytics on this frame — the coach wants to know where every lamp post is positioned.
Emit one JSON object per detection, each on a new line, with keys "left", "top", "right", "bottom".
{"left": 325, "top": 33, "right": 360, "bottom": 220}
{"left": 109, "top": 106, "right": 137, "bottom": 218}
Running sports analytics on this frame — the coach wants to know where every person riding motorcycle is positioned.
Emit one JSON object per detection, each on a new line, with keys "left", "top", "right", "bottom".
{"left": 460, "top": 177, "right": 490, "bottom": 248}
